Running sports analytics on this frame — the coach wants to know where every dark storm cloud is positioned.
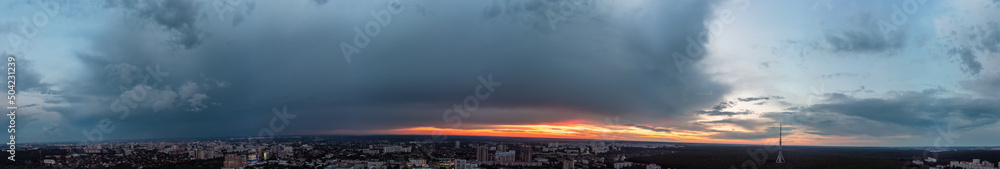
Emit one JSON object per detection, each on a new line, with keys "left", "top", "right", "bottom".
{"left": 0, "top": 55, "right": 65, "bottom": 140}
{"left": 312, "top": 0, "right": 330, "bottom": 6}
{"left": 979, "top": 22, "right": 1000, "bottom": 52}
{"left": 708, "top": 126, "right": 787, "bottom": 140}
{"left": 295, "top": 0, "right": 728, "bottom": 131}
{"left": 938, "top": 18, "right": 1000, "bottom": 76}
{"left": 772, "top": 89, "right": 1000, "bottom": 137}
{"left": 480, "top": 0, "right": 600, "bottom": 31}
{"left": 106, "top": 0, "right": 206, "bottom": 49}
{"left": 626, "top": 124, "right": 670, "bottom": 133}
{"left": 696, "top": 109, "right": 752, "bottom": 117}
{"left": 695, "top": 96, "right": 782, "bottom": 117}
{"left": 841, "top": 85, "right": 874, "bottom": 94}
{"left": 710, "top": 131, "right": 774, "bottom": 140}
{"left": 3, "top": 54, "right": 48, "bottom": 91}
{"left": 41, "top": 0, "right": 731, "bottom": 142}
{"left": 699, "top": 118, "right": 772, "bottom": 131}
{"left": 823, "top": 11, "right": 906, "bottom": 53}
{"left": 35, "top": 0, "right": 233, "bottom": 142}
{"left": 950, "top": 48, "right": 983, "bottom": 75}
{"left": 712, "top": 101, "right": 735, "bottom": 110}
{"left": 824, "top": 30, "right": 903, "bottom": 53}
{"left": 961, "top": 73, "right": 1000, "bottom": 99}
{"left": 737, "top": 96, "right": 783, "bottom": 102}
{"left": 697, "top": 117, "right": 788, "bottom": 140}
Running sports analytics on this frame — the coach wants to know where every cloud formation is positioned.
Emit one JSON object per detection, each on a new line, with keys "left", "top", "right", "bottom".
{"left": 4, "top": 0, "right": 999, "bottom": 146}
{"left": 6, "top": 0, "right": 736, "bottom": 142}
{"left": 783, "top": 89, "right": 1000, "bottom": 137}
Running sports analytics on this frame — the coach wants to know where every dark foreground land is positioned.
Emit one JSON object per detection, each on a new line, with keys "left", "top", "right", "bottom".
{"left": 4, "top": 135, "right": 999, "bottom": 169}
{"left": 627, "top": 144, "right": 1000, "bottom": 169}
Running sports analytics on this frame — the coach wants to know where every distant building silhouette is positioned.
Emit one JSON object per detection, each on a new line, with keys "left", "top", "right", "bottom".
{"left": 223, "top": 154, "right": 247, "bottom": 169}
{"left": 476, "top": 145, "right": 490, "bottom": 161}
{"left": 496, "top": 150, "right": 515, "bottom": 162}
{"left": 517, "top": 145, "right": 533, "bottom": 162}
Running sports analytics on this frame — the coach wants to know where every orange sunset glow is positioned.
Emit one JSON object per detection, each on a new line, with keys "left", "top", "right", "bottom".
{"left": 315, "top": 119, "right": 878, "bottom": 146}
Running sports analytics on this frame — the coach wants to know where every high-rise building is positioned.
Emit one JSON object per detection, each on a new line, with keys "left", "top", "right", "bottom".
{"left": 223, "top": 154, "right": 247, "bottom": 169}
{"left": 271, "top": 146, "right": 279, "bottom": 158}
{"left": 456, "top": 141, "right": 460, "bottom": 149}
{"left": 255, "top": 146, "right": 263, "bottom": 160}
{"left": 476, "top": 145, "right": 490, "bottom": 161}
{"left": 193, "top": 150, "right": 217, "bottom": 160}
{"left": 497, "top": 144, "right": 507, "bottom": 152}
{"left": 496, "top": 150, "right": 515, "bottom": 162}
{"left": 517, "top": 145, "right": 533, "bottom": 162}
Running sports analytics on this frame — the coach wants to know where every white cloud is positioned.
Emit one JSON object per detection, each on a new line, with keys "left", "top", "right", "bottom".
{"left": 150, "top": 89, "right": 178, "bottom": 112}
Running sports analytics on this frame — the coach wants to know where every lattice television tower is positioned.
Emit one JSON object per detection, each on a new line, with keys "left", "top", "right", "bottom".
{"left": 775, "top": 122, "right": 786, "bottom": 163}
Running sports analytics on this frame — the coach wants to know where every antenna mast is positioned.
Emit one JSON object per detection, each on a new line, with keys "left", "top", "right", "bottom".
{"left": 776, "top": 121, "right": 786, "bottom": 163}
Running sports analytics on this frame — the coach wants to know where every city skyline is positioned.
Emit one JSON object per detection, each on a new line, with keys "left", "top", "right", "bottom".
{"left": 2, "top": 0, "right": 1000, "bottom": 148}
{"left": 7, "top": 135, "right": 998, "bottom": 168}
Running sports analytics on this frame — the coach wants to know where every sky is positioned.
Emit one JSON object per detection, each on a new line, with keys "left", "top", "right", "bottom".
{"left": 1, "top": 0, "right": 999, "bottom": 147}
